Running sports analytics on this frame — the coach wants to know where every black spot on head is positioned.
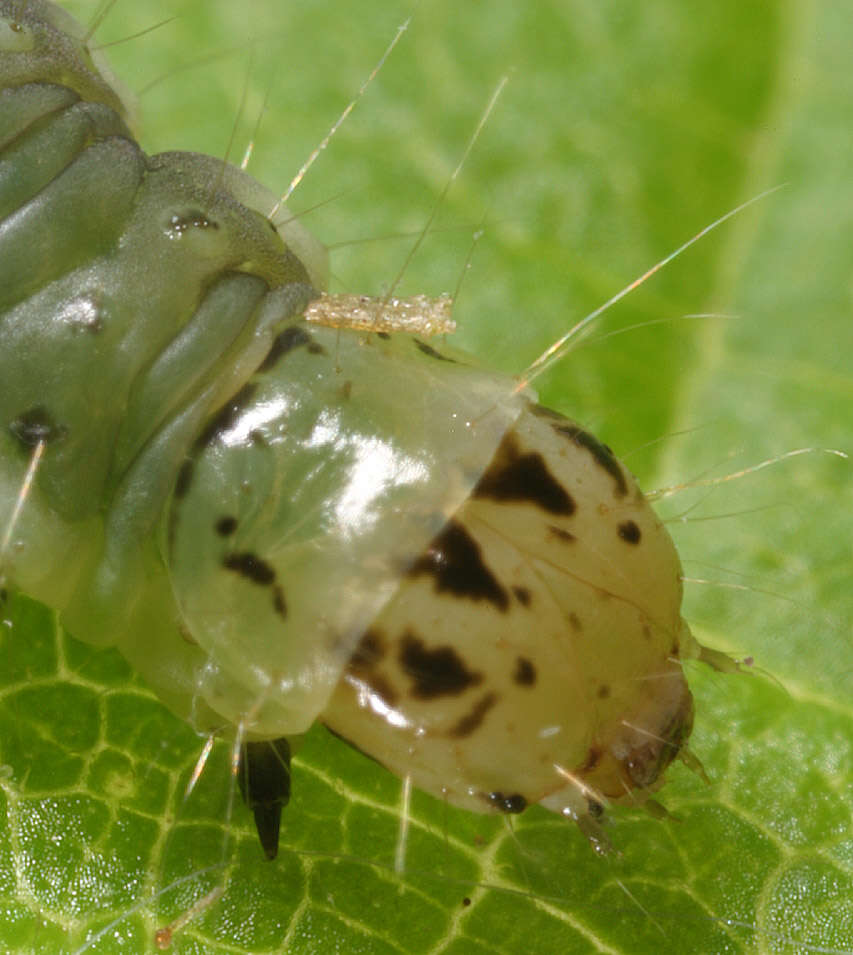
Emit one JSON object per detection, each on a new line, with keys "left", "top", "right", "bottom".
{"left": 549, "top": 419, "right": 628, "bottom": 499}
{"left": 215, "top": 515, "right": 238, "bottom": 537}
{"left": 9, "top": 406, "right": 67, "bottom": 447}
{"left": 484, "top": 792, "right": 527, "bottom": 814}
{"left": 223, "top": 551, "right": 276, "bottom": 586}
{"left": 548, "top": 524, "right": 575, "bottom": 544}
{"left": 414, "top": 338, "right": 456, "bottom": 362}
{"left": 400, "top": 631, "right": 482, "bottom": 699}
{"left": 513, "top": 657, "right": 537, "bottom": 687}
{"left": 512, "top": 585, "right": 532, "bottom": 607}
{"left": 448, "top": 692, "right": 498, "bottom": 738}
{"left": 196, "top": 382, "right": 258, "bottom": 447}
{"left": 474, "top": 433, "right": 575, "bottom": 515}
{"left": 257, "top": 325, "right": 315, "bottom": 373}
{"left": 617, "top": 519, "right": 642, "bottom": 544}
{"left": 409, "top": 520, "right": 509, "bottom": 611}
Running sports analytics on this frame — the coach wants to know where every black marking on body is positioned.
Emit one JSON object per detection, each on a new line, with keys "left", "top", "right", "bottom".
{"left": 474, "top": 433, "right": 575, "bottom": 515}
{"left": 414, "top": 338, "right": 455, "bottom": 362}
{"left": 376, "top": 331, "right": 391, "bottom": 340}
{"left": 484, "top": 791, "right": 527, "bottom": 814}
{"left": 307, "top": 341, "right": 327, "bottom": 355}
{"left": 548, "top": 524, "right": 575, "bottom": 544}
{"left": 568, "top": 612, "right": 582, "bottom": 632}
{"left": 9, "top": 406, "right": 67, "bottom": 447}
{"left": 173, "top": 459, "right": 194, "bottom": 499}
{"left": 448, "top": 692, "right": 498, "bottom": 738}
{"left": 222, "top": 551, "right": 288, "bottom": 618}
{"left": 617, "top": 519, "right": 642, "bottom": 544}
{"left": 272, "top": 585, "right": 288, "bottom": 619}
{"left": 350, "top": 628, "right": 387, "bottom": 669}
{"left": 546, "top": 417, "right": 628, "bottom": 499}
{"left": 512, "top": 585, "right": 532, "bottom": 607}
{"left": 223, "top": 551, "right": 276, "bottom": 585}
{"left": 346, "top": 629, "right": 398, "bottom": 707}
{"left": 399, "top": 631, "right": 483, "bottom": 699}
{"left": 196, "top": 382, "right": 258, "bottom": 447}
{"left": 513, "top": 657, "right": 537, "bottom": 687}
{"left": 597, "top": 683, "right": 611, "bottom": 699}
{"left": 215, "top": 515, "right": 238, "bottom": 537}
{"left": 409, "top": 520, "right": 509, "bottom": 611}
{"left": 257, "top": 325, "right": 316, "bottom": 372}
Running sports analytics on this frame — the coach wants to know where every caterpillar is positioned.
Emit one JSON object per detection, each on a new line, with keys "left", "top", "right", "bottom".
{"left": 1, "top": 2, "right": 851, "bottom": 954}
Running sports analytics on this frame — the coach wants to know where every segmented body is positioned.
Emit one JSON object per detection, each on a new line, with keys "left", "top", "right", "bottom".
{"left": 1, "top": 0, "right": 706, "bottom": 858}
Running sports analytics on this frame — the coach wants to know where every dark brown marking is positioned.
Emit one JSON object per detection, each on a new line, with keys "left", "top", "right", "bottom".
{"left": 377, "top": 331, "right": 391, "bottom": 340}
{"left": 414, "top": 338, "right": 455, "bottom": 362}
{"left": 408, "top": 520, "right": 509, "bottom": 611}
{"left": 257, "top": 325, "right": 315, "bottom": 372}
{"left": 617, "top": 520, "right": 642, "bottom": 544}
{"left": 307, "top": 341, "right": 327, "bottom": 355}
{"left": 9, "top": 406, "right": 67, "bottom": 447}
{"left": 568, "top": 613, "right": 582, "bottom": 632}
{"left": 513, "top": 657, "right": 537, "bottom": 687}
{"left": 597, "top": 684, "right": 611, "bottom": 699}
{"left": 340, "top": 380, "right": 353, "bottom": 400}
{"left": 462, "top": 897, "right": 472, "bottom": 907}
{"left": 484, "top": 792, "right": 527, "bottom": 814}
{"left": 474, "top": 433, "right": 575, "bottom": 515}
{"left": 399, "top": 631, "right": 482, "bottom": 699}
{"left": 349, "top": 628, "right": 387, "bottom": 670}
{"left": 215, "top": 515, "right": 238, "bottom": 537}
{"left": 550, "top": 421, "right": 628, "bottom": 498}
{"left": 448, "top": 692, "right": 498, "bottom": 738}
{"left": 580, "top": 747, "right": 602, "bottom": 772}
{"left": 548, "top": 524, "right": 575, "bottom": 544}
{"left": 512, "top": 586, "right": 532, "bottom": 607}
{"left": 223, "top": 551, "right": 276, "bottom": 586}
{"left": 196, "top": 382, "right": 258, "bottom": 447}
{"left": 272, "top": 585, "right": 287, "bottom": 619}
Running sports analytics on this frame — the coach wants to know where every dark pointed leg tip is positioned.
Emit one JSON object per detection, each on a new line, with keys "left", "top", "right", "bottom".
{"left": 253, "top": 802, "right": 282, "bottom": 860}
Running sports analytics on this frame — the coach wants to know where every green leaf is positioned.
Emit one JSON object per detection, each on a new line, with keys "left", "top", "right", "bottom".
{"left": 2, "top": 1, "right": 851, "bottom": 952}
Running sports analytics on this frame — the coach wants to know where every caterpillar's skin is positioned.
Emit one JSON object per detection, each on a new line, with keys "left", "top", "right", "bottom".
{"left": 1, "top": 0, "right": 710, "bottom": 857}
{"left": 0, "top": 1, "right": 848, "bottom": 955}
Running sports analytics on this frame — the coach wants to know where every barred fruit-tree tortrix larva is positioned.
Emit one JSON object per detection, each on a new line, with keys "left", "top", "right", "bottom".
{"left": 0, "top": 0, "right": 718, "bottom": 856}
{"left": 1, "top": 1, "right": 852, "bottom": 955}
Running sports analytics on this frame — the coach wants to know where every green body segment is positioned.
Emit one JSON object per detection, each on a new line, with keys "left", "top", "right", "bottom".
{"left": 0, "top": 0, "right": 322, "bottom": 725}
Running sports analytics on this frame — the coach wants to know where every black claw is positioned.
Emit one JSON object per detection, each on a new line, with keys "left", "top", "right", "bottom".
{"left": 238, "top": 737, "right": 292, "bottom": 860}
